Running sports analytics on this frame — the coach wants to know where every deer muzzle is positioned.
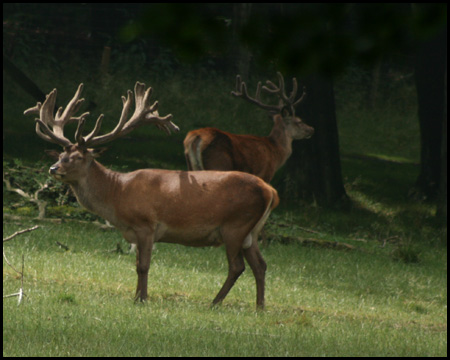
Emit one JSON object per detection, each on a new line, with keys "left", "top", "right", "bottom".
{"left": 49, "top": 164, "right": 65, "bottom": 180}
{"left": 49, "top": 165, "right": 59, "bottom": 175}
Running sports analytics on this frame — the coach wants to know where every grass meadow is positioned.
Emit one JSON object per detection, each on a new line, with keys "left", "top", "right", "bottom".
{"left": 3, "top": 215, "right": 447, "bottom": 357}
{"left": 3, "top": 68, "right": 447, "bottom": 356}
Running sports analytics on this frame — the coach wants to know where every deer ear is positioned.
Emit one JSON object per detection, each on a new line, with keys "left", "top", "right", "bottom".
{"left": 281, "top": 106, "right": 291, "bottom": 118}
{"left": 89, "top": 147, "right": 108, "bottom": 158}
{"left": 44, "top": 149, "right": 61, "bottom": 159}
{"left": 272, "top": 114, "right": 283, "bottom": 123}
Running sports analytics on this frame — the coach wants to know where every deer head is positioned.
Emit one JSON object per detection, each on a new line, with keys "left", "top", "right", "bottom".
{"left": 232, "top": 72, "right": 314, "bottom": 140}
{"left": 24, "top": 82, "right": 179, "bottom": 183}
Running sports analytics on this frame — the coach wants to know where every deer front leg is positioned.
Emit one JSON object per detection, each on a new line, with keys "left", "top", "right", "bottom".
{"left": 129, "top": 230, "right": 154, "bottom": 302}
{"left": 135, "top": 243, "right": 153, "bottom": 302}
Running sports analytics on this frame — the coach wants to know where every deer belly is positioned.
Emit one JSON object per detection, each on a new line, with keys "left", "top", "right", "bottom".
{"left": 155, "top": 223, "right": 223, "bottom": 247}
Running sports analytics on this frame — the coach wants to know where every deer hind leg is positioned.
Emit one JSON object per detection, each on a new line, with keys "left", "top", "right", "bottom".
{"left": 185, "top": 135, "right": 204, "bottom": 170}
{"left": 211, "top": 246, "right": 245, "bottom": 307}
{"left": 243, "top": 241, "right": 267, "bottom": 309}
{"left": 244, "top": 211, "right": 272, "bottom": 309}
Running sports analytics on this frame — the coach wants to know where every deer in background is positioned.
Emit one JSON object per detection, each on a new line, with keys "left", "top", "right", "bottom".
{"left": 25, "top": 82, "right": 278, "bottom": 309}
{"left": 184, "top": 72, "right": 314, "bottom": 183}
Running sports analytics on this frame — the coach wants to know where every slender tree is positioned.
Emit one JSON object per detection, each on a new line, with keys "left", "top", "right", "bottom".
{"left": 413, "top": 27, "right": 447, "bottom": 200}
{"left": 282, "top": 74, "right": 349, "bottom": 208}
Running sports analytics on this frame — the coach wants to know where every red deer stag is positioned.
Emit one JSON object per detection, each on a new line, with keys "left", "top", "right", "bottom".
{"left": 184, "top": 72, "right": 314, "bottom": 182}
{"left": 24, "top": 82, "right": 278, "bottom": 309}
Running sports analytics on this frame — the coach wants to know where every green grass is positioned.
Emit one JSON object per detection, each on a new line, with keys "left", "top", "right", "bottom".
{"left": 3, "top": 215, "right": 447, "bottom": 356}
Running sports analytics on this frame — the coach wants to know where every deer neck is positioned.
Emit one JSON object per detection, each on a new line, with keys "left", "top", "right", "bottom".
{"left": 70, "top": 160, "right": 121, "bottom": 224}
{"left": 268, "top": 120, "right": 293, "bottom": 168}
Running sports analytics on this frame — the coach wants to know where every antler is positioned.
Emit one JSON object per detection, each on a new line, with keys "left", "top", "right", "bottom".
{"left": 25, "top": 82, "right": 178, "bottom": 148}
{"left": 24, "top": 84, "right": 88, "bottom": 147}
{"left": 232, "top": 72, "right": 306, "bottom": 117}
{"left": 231, "top": 75, "right": 282, "bottom": 113}
{"left": 79, "top": 82, "right": 179, "bottom": 147}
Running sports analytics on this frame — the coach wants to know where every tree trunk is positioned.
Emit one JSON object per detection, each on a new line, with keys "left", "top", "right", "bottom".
{"left": 231, "top": 3, "right": 252, "bottom": 78}
{"left": 413, "top": 27, "right": 447, "bottom": 200}
{"left": 437, "top": 64, "right": 447, "bottom": 226}
{"left": 3, "top": 55, "right": 45, "bottom": 102}
{"left": 281, "top": 74, "right": 349, "bottom": 208}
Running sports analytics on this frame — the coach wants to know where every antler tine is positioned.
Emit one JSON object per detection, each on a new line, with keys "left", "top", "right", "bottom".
{"left": 260, "top": 72, "right": 307, "bottom": 117}
{"left": 25, "top": 86, "right": 82, "bottom": 147}
{"left": 122, "top": 82, "right": 156, "bottom": 131}
{"left": 262, "top": 72, "right": 288, "bottom": 102}
{"left": 146, "top": 112, "right": 178, "bottom": 134}
{"left": 79, "top": 114, "right": 104, "bottom": 144}
{"left": 34, "top": 119, "right": 71, "bottom": 147}
{"left": 24, "top": 102, "right": 42, "bottom": 116}
{"left": 82, "top": 82, "right": 178, "bottom": 148}
{"left": 24, "top": 98, "right": 60, "bottom": 146}
{"left": 231, "top": 74, "right": 282, "bottom": 112}
{"left": 235, "top": 74, "right": 242, "bottom": 94}
{"left": 293, "top": 86, "right": 307, "bottom": 107}
{"left": 263, "top": 72, "right": 294, "bottom": 114}
{"left": 288, "top": 77, "right": 298, "bottom": 103}
{"left": 79, "top": 90, "right": 133, "bottom": 147}
{"left": 231, "top": 75, "right": 246, "bottom": 97}
{"left": 231, "top": 74, "right": 243, "bottom": 97}
{"left": 56, "top": 83, "right": 85, "bottom": 125}
{"left": 27, "top": 82, "right": 177, "bottom": 149}
{"left": 128, "top": 81, "right": 178, "bottom": 134}
{"left": 75, "top": 112, "right": 104, "bottom": 146}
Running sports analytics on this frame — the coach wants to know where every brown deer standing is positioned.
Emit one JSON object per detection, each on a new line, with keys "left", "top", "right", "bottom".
{"left": 25, "top": 82, "right": 279, "bottom": 309}
{"left": 184, "top": 72, "right": 314, "bottom": 182}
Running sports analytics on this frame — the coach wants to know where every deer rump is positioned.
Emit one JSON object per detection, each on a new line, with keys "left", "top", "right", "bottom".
{"left": 184, "top": 128, "right": 281, "bottom": 180}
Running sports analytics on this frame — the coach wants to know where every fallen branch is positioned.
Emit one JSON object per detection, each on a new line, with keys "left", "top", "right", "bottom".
{"left": 267, "top": 220, "right": 322, "bottom": 235}
{"left": 3, "top": 225, "right": 39, "bottom": 242}
{"left": 3, "top": 255, "right": 25, "bottom": 305}
{"left": 3, "top": 173, "right": 49, "bottom": 219}
{"left": 297, "top": 237, "right": 356, "bottom": 251}
{"left": 276, "top": 235, "right": 356, "bottom": 251}
{"left": 296, "top": 226, "right": 322, "bottom": 235}
{"left": 56, "top": 241, "right": 70, "bottom": 251}
{"left": 3, "top": 226, "right": 39, "bottom": 305}
{"left": 380, "top": 235, "right": 400, "bottom": 248}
